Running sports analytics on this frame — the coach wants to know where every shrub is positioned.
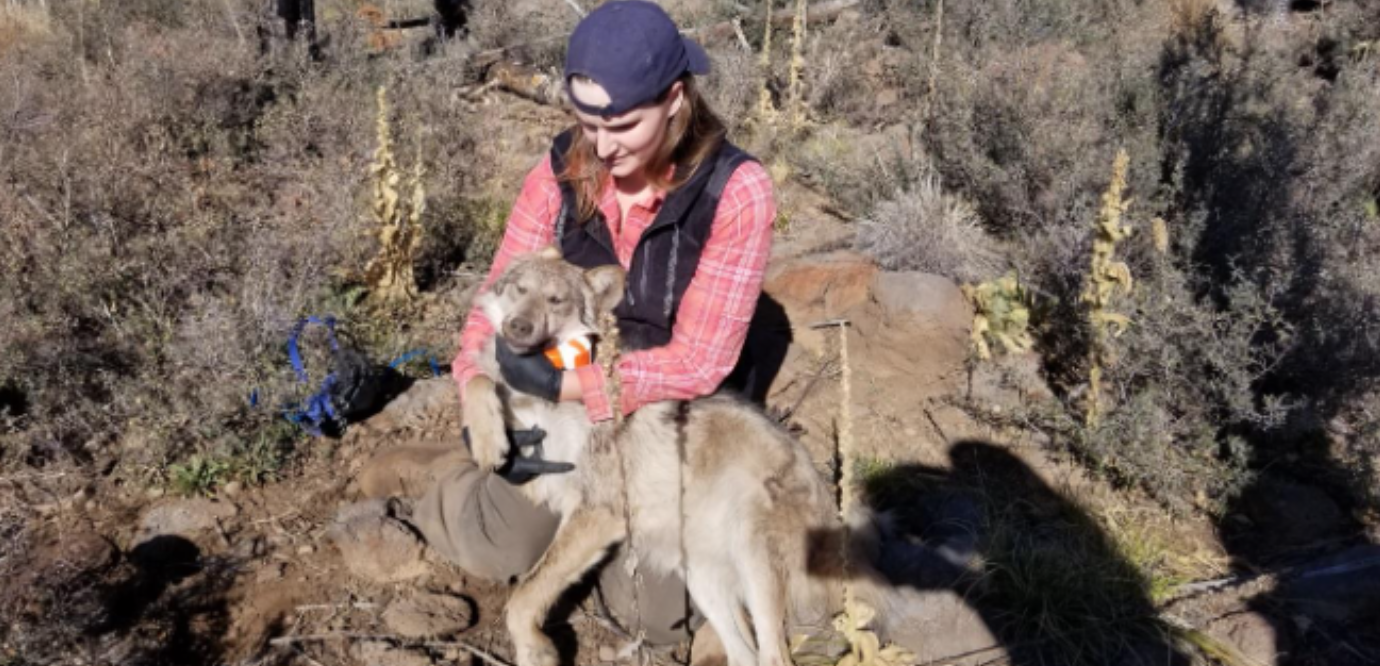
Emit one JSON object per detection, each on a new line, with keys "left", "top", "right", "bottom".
{"left": 0, "top": 1, "right": 497, "bottom": 480}
{"left": 855, "top": 174, "right": 1003, "bottom": 283}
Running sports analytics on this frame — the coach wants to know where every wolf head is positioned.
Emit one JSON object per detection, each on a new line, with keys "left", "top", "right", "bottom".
{"left": 476, "top": 247, "right": 625, "bottom": 354}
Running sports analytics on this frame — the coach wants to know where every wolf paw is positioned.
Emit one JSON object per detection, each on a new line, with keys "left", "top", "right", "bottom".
{"left": 467, "top": 425, "right": 507, "bottom": 472}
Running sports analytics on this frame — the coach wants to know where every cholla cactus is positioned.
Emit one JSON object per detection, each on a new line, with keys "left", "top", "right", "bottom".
{"left": 1081, "top": 150, "right": 1134, "bottom": 426}
{"left": 962, "top": 272, "right": 1035, "bottom": 361}
{"left": 363, "top": 86, "right": 426, "bottom": 305}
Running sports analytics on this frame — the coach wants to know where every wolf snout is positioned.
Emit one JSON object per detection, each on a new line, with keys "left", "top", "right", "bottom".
{"left": 504, "top": 317, "right": 536, "bottom": 341}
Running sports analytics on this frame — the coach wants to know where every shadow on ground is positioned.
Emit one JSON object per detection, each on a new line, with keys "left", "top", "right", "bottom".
{"left": 845, "top": 440, "right": 1195, "bottom": 666}
{"left": 1, "top": 533, "right": 240, "bottom": 666}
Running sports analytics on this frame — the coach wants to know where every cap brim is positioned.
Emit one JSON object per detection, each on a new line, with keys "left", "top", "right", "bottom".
{"left": 684, "top": 37, "right": 711, "bottom": 75}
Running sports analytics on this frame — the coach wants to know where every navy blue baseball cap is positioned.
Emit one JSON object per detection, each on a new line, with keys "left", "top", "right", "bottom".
{"left": 564, "top": 0, "right": 711, "bottom": 117}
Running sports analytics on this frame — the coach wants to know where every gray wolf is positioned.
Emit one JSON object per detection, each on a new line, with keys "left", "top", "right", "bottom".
{"left": 463, "top": 247, "right": 863, "bottom": 666}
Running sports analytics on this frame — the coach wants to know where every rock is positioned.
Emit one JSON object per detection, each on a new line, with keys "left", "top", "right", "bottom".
{"left": 138, "top": 498, "right": 238, "bottom": 540}
{"left": 328, "top": 502, "right": 430, "bottom": 583}
{"left": 352, "top": 641, "right": 434, "bottom": 666}
{"left": 880, "top": 588, "right": 1002, "bottom": 666}
{"left": 358, "top": 444, "right": 469, "bottom": 500}
{"left": 358, "top": 377, "right": 460, "bottom": 435}
{"left": 222, "top": 480, "right": 242, "bottom": 496}
{"left": 873, "top": 271, "right": 971, "bottom": 331}
{"left": 1206, "top": 612, "right": 1282, "bottom": 665}
{"left": 1238, "top": 477, "right": 1347, "bottom": 546}
{"left": 56, "top": 533, "right": 119, "bottom": 578}
{"left": 764, "top": 252, "right": 878, "bottom": 320}
{"left": 255, "top": 562, "right": 286, "bottom": 584}
{"left": 1277, "top": 544, "right": 1380, "bottom": 624}
{"left": 382, "top": 592, "right": 474, "bottom": 638}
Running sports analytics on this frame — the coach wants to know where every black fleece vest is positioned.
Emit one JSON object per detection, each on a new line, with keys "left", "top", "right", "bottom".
{"left": 548, "top": 130, "right": 756, "bottom": 352}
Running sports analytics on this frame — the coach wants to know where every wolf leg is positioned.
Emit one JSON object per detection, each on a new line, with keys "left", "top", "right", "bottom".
{"left": 461, "top": 375, "right": 508, "bottom": 471}
{"left": 686, "top": 565, "right": 759, "bottom": 666}
{"left": 740, "top": 548, "right": 792, "bottom": 666}
{"left": 506, "top": 507, "right": 624, "bottom": 666}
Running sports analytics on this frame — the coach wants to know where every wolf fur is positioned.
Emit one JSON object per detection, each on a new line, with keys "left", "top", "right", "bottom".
{"left": 464, "top": 248, "right": 880, "bottom": 666}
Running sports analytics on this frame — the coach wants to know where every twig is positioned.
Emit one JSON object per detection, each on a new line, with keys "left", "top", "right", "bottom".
{"left": 920, "top": 0, "right": 943, "bottom": 125}
{"left": 269, "top": 633, "right": 513, "bottom": 666}
{"left": 295, "top": 602, "right": 379, "bottom": 613}
{"left": 290, "top": 645, "right": 328, "bottom": 666}
{"left": 558, "top": 0, "right": 586, "bottom": 18}
{"left": 1164, "top": 550, "right": 1380, "bottom": 604}
{"left": 731, "top": 18, "right": 751, "bottom": 51}
{"left": 923, "top": 407, "right": 950, "bottom": 445}
{"left": 809, "top": 318, "right": 852, "bottom": 330}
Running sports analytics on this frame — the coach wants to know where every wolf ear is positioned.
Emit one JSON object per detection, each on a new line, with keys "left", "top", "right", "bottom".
{"left": 536, "top": 245, "right": 563, "bottom": 261}
{"left": 584, "top": 266, "right": 625, "bottom": 314}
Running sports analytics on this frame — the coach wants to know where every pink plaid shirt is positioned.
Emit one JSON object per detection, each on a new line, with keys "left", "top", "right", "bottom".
{"left": 452, "top": 153, "right": 776, "bottom": 422}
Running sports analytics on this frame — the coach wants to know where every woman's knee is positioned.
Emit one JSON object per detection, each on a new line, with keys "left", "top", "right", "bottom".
{"left": 412, "top": 462, "right": 559, "bottom": 583}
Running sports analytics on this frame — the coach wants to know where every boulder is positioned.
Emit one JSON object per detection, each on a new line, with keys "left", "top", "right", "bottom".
{"left": 881, "top": 589, "right": 1002, "bottom": 666}
{"left": 873, "top": 271, "right": 971, "bottom": 331}
{"left": 327, "top": 501, "right": 430, "bottom": 583}
{"left": 764, "top": 251, "right": 878, "bottom": 321}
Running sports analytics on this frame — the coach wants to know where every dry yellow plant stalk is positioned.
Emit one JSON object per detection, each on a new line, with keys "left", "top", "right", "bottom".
{"left": 363, "top": 86, "right": 426, "bottom": 305}
{"left": 1081, "top": 149, "right": 1134, "bottom": 426}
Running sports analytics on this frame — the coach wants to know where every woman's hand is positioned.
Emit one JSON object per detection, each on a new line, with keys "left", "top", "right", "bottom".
{"left": 496, "top": 338, "right": 566, "bottom": 402}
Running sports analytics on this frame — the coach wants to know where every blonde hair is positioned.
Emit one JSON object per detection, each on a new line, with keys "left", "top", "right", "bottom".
{"left": 558, "top": 76, "right": 727, "bottom": 223}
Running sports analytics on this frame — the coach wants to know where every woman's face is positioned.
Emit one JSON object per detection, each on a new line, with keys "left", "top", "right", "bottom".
{"left": 570, "top": 78, "right": 683, "bottom": 182}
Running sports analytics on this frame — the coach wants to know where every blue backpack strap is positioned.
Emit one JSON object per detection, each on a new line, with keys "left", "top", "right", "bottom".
{"left": 287, "top": 315, "right": 339, "bottom": 382}
{"left": 285, "top": 315, "right": 342, "bottom": 435}
{"left": 388, "top": 348, "right": 442, "bottom": 377}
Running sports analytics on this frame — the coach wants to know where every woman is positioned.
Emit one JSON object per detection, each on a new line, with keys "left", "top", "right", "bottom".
{"left": 410, "top": 0, "right": 777, "bottom": 645}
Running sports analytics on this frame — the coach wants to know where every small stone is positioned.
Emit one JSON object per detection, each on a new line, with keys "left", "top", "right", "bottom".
{"left": 352, "top": 640, "right": 435, "bottom": 666}
{"left": 381, "top": 593, "right": 474, "bottom": 638}
{"left": 137, "top": 498, "right": 238, "bottom": 540}
{"left": 297, "top": 544, "right": 316, "bottom": 555}
{"left": 598, "top": 646, "right": 618, "bottom": 662}
{"left": 256, "top": 562, "right": 286, "bottom": 584}
{"left": 1206, "top": 612, "right": 1282, "bottom": 666}
{"left": 223, "top": 481, "right": 242, "bottom": 496}
{"left": 146, "top": 487, "right": 166, "bottom": 500}
{"left": 84, "top": 500, "right": 97, "bottom": 512}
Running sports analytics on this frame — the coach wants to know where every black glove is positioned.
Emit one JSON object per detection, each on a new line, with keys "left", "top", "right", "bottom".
{"left": 496, "top": 337, "right": 563, "bottom": 402}
{"left": 461, "top": 425, "right": 575, "bottom": 485}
